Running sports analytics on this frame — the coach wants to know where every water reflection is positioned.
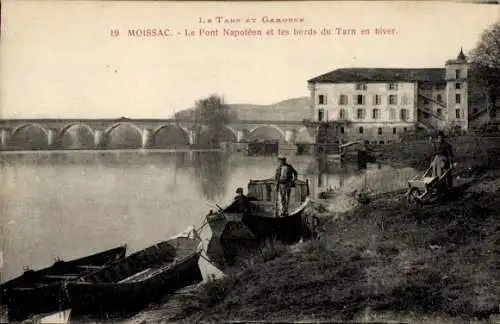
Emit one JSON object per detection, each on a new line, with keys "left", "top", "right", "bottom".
{"left": 0, "top": 151, "right": 417, "bottom": 283}
{"left": 191, "top": 152, "right": 231, "bottom": 200}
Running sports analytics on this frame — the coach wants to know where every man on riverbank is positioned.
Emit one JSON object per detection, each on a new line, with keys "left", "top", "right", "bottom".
{"left": 274, "top": 157, "right": 298, "bottom": 217}
{"left": 432, "top": 131, "right": 454, "bottom": 189}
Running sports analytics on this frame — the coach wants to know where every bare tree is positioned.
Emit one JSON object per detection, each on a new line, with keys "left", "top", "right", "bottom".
{"left": 469, "top": 20, "right": 500, "bottom": 111}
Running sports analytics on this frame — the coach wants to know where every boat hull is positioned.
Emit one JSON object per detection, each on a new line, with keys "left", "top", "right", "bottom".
{"left": 206, "top": 199, "right": 312, "bottom": 268}
{"left": 2, "top": 245, "right": 126, "bottom": 322}
{"left": 66, "top": 252, "right": 202, "bottom": 317}
{"left": 242, "top": 208, "right": 309, "bottom": 244}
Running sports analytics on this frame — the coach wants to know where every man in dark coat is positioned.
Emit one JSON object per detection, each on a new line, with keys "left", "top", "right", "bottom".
{"left": 274, "top": 157, "right": 298, "bottom": 216}
{"left": 432, "top": 131, "right": 454, "bottom": 189}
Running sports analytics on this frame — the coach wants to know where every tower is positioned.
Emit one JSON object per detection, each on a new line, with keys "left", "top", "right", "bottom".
{"left": 445, "top": 48, "right": 469, "bottom": 132}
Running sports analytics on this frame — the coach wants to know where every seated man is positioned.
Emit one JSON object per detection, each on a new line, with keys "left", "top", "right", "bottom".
{"left": 234, "top": 187, "right": 247, "bottom": 202}
{"left": 225, "top": 188, "right": 258, "bottom": 213}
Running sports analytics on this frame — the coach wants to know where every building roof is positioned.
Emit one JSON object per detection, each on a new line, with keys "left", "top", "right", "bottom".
{"left": 308, "top": 67, "right": 447, "bottom": 84}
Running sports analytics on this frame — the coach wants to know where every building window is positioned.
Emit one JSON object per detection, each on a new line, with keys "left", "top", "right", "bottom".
{"left": 318, "top": 94, "right": 326, "bottom": 105}
{"left": 455, "top": 69, "right": 460, "bottom": 79}
{"left": 388, "top": 83, "right": 398, "bottom": 90}
{"left": 339, "top": 108, "right": 347, "bottom": 119}
{"left": 389, "top": 94, "right": 397, "bottom": 105}
{"left": 437, "top": 94, "right": 442, "bottom": 102}
{"left": 423, "top": 112, "right": 429, "bottom": 119}
{"left": 437, "top": 108, "right": 442, "bottom": 116}
{"left": 372, "top": 108, "right": 380, "bottom": 119}
{"left": 389, "top": 108, "right": 396, "bottom": 120}
{"left": 377, "top": 127, "right": 382, "bottom": 135}
{"left": 456, "top": 109, "right": 461, "bottom": 119}
{"left": 455, "top": 83, "right": 461, "bottom": 90}
{"left": 339, "top": 94, "right": 348, "bottom": 105}
{"left": 356, "top": 94, "right": 365, "bottom": 105}
{"left": 359, "top": 126, "right": 364, "bottom": 134}
{"left": 318, "top": 109, "right": 324, "bottom": 121}
{"left": 374, "top": 94, "right": 381, "bottom": 105}
{"left": 355, "top": 83, "right": 367, "bottom": 91}
{"left": 392, "top": 127, "right": 397, "bottom": 134}
{"left": 400, "top": 108, "right": 409, "bottom": 121}
{"left": 456, "top": 94, "right": 461, "bottom": 104}
{"left": 401, "top": 94, "right": 409, "bottom": 105}
{"left": 340, "top": 126, "right": 345, "bottom": 134}
{"left": 403, "top": 127, "right": 408, "bottom": 133}
{"left": 356, "top": 109, "right": 365, "bottom": 119}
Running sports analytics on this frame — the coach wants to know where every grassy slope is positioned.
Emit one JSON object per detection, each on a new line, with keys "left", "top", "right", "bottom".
{"left": 130, "top": 136, "right": 500, "bottom": 323}
{"left": 174, "top": 97, "right": 311, "bottom": 121}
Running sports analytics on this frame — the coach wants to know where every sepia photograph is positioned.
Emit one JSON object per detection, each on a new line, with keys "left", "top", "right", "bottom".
{"left": 1, "top": 0, "right": 500, "bottom": 323}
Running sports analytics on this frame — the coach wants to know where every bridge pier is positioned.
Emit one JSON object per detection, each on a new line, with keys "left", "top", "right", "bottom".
{"left": 47, "top": 129, "right": 56, "bottom": 149}
{"left": 1, "top": 129, "right": 10, "bottom": 150}
{"left": 142, "top": 128, "right": 152, "bottom": 149}
{"left": 188, "top": 129, "right": 196, "bottom": 146}
{"left": 236, "top": 129, "right": 248, "bottom": 142}
{"left": 285, "top": 130, "right": 296, "bottom": 144}
{"left": 94, "top": 130, "right": 103, "bottom": 149}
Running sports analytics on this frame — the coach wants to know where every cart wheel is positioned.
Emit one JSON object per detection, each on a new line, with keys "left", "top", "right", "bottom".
{"left": 407, "top": 188, "right": 421, "bottom": 207}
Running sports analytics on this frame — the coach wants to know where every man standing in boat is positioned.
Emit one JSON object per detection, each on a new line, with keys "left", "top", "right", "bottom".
{"left": 275, "top": 157, "right": 298, "bottom": 217}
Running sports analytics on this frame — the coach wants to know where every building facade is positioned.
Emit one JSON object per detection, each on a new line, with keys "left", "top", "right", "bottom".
{"left": 307, "top": 50, "right": 469, "bottom": 143}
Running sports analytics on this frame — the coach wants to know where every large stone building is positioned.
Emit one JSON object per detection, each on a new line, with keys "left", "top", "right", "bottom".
{"left": 307, "top": 50, "right": 469, "bottom": 142}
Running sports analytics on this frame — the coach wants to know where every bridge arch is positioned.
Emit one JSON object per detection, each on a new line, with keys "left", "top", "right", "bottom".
{"left": 223, "top": 125, "right": 238, "bottom": 140}
{"left": 246, "top": 125, "right": 285, "bottom": 142}
{"left": 104, "top": 122, "right": 143, "bottom": 137}
{"left": 196, "top": 125, "right": 238, "bottom": 147}
{"left": 11, "top": 123, "right": 49, "bottom": 138}
{"left": 60, "top": 123, "right": 94, "bottom": 137}
{"left": 59, "top": 123, "right": 95, "bottom": 149}
{"left": 151, "top": 124, "right": 190, "bottom": 148}
{"left": 104, "top": 122, "right": 143, "bottom": 149}
{"left": 10, "top": 123, "right": 49, "bottom": 150}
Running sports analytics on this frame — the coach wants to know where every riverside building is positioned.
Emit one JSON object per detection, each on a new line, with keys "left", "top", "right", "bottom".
{"left": 307, "top": 49, "right": 470, "bottom": 143}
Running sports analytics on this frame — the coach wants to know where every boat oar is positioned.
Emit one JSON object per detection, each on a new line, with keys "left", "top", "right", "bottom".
{"left": 204, "top": 202, "right": 224, "bottom": 213}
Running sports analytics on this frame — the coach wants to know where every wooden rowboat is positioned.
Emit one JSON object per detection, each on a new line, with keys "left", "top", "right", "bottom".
{"left": 65, "top": 234, "right": 203, "bottom": 318}
{"left": 205, "top": 178, "right": 312, "bottom": 267}
{"left": 2, "top": 245, "right": 127, "bottom": 322}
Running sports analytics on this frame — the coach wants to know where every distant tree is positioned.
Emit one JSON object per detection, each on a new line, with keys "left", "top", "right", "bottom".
{"left": 193, "top": 94, "right": 230, "bottom": 126}
{"left": 191, "top": 94, "right": 232, "bottom": 148}
{"left": 469, "top": 19, "right": 500, "bottom": 111}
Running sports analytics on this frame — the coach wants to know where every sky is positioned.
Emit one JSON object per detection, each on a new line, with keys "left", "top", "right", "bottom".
{"left": 1, "top": 1, "right": 499, "bottom": 119}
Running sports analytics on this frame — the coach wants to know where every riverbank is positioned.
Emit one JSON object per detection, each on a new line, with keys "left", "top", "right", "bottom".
{"left": 127, "top": 135, "right": 500, "bottom": 324}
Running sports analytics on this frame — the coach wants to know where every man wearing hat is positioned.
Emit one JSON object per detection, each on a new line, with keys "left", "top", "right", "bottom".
{"left": 432, "top": 131, "right": 454, "bottom": 189}
{"left": 274, "top": 156, "right": 298, "bottom": 216}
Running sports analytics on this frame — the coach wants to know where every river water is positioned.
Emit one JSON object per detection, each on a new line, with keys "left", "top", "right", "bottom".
{"left": 0, "top": 151, "right": 418, "bottom": 283}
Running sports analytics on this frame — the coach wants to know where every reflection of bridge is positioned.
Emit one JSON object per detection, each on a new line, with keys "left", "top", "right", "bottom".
{"left": 0, "top": 118, "right": 314, "bottom": 150}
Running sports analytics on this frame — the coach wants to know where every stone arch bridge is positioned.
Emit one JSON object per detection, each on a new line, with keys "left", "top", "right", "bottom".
{"left": 0, "top": 118, "right": 314, "bottom": 150}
